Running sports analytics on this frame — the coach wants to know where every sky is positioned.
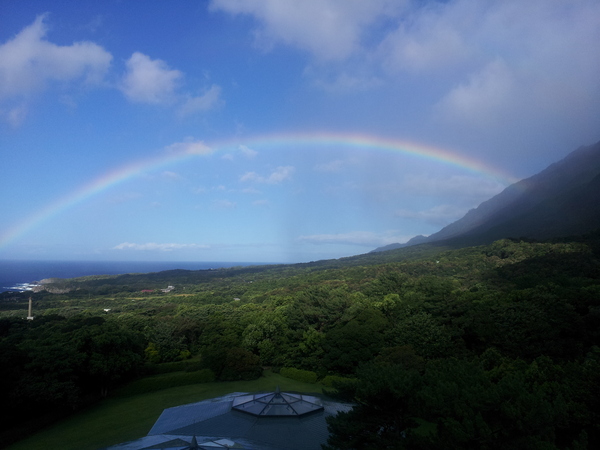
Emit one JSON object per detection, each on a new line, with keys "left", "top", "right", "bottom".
{"left": 1, "top": 0, "right": 599, "bottom": 263}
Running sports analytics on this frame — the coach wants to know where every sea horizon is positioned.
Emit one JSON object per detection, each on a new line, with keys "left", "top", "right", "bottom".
{"left": 0, "top": 259, "right": 277, "bottom": 293}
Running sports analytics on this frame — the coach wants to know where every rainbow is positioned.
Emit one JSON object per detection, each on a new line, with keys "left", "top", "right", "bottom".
{"left": 0, "top": 132, "right": 518, "bottom": 250}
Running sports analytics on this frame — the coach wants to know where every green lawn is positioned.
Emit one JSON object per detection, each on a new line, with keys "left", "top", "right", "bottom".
{"left": 7, "top": 371, "right": 324, "bottom": 450}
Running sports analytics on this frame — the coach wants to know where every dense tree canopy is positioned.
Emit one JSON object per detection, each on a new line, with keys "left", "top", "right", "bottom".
{"left": 2, "top": 234, "right": 600, "bottom": 447}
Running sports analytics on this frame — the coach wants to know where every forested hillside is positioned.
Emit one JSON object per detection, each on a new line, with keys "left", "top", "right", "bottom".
{"left": 2, "top": 234, "right": 600, "bottom": 448}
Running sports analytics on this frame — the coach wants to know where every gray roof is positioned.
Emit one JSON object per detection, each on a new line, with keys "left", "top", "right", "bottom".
{"left": 106, "top": 391, "right": 353, "bottom": 450}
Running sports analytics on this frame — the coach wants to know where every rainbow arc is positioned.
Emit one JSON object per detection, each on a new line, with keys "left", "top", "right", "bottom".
{"left": 0, "top": 132, "right": 518, "bottom": 250}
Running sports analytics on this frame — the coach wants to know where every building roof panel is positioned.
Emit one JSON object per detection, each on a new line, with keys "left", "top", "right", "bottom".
{"left": 107, "top": 390, "right": 353, "bottom": 450}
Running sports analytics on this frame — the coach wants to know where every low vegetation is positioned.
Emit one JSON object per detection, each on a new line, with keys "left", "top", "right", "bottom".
{"left": 1, "top": 232, "right": 600, "bottom": 448}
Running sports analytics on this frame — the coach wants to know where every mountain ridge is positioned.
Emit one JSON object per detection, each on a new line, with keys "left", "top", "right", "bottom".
{"left": 372, "top": 139, "right": 600, "bottom": 252}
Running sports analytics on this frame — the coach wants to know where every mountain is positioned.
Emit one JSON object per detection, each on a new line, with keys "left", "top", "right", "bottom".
{"left": 372, "top": 139, "right": 600, "bottom": 252}
{"left": 371, "top": 235, "right": 429, "bottom": 252}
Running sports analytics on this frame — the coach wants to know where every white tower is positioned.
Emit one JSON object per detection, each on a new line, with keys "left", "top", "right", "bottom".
{"left": 27, "top": 297, "right": 34, "bottom": 320}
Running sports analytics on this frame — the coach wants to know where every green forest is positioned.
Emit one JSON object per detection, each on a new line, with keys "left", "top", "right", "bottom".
{"left": 2, "top": 233, "right": 600, "bottom": 449}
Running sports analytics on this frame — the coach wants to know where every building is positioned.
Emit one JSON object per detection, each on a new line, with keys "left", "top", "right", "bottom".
{"left": 105, "top": 388, "right": 352, "bottom": 450}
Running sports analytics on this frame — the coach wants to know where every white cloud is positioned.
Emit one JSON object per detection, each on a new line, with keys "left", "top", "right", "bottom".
{"left": 212, "top": 199, "right": 237, "bottom": 209}
{"left": 209, "top": 0, "right": 396, "bottom": 61}
{"left": 0, "top": 14, "right": 112, "bottom": 125}
{"left": 0, "top": 14, "right": 112, "bottom": 100}
{"left": 179, "top": 84, "right": 222, "bottom": 116}
{"left": 213, "top": 0, "right": 600, "bottom": 151}
{"left": 120, "top": 52, "right": 182, "bottom": 104}
{"left": 0, "top": 16, "right": 221, "bottom": 124}
{"left": 412, "top": 0, "right": 600, "bottom": 146}
{"left": 240, "top": 172, "right": 260, "bottom": 182}
{"left": 435, "top": 58, "right": 516, "bottom": 127}
{"left": 267, "top": 166, "right": 295, "bottom": 183}
{"left": 239, "top": 144, "right": 258, "bottom": 158}
{"left": 378, "top": 1, "right": 472, "bottom": 73}
{"left": 395, "top": 204, "right": 467, "bottom": 226}
{"left": 297, "top": 230, "right": 411, "bottom": 247}
{"left": 165, "top": 139, "right": 214, "bottom": 155}
{"left": 222, "top": 145, "right": 259, "bottom": 161}
{"left": 161, "top": 171, "right": 183, "bottom": 180}
{"left": 314, "top": 159, "right": 347, "bottom": 173}
{"left": 120, "top": 54, "right": 223, "bottom": 113}
{"left": 240, "top": 166, "right": 294, "bottom": 183}
{"left": 4, "top": 103, "right": 28, "bottom": 127}
{"left": 113, "top": 242, "right": 210, "bottom": 251}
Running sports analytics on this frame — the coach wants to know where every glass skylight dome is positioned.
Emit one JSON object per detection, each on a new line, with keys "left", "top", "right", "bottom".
{"left": 231, "top": 387, "right": 324, "bottom": 417}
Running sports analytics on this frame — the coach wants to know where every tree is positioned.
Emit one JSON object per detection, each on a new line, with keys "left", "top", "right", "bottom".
{"left": 221, "top": 347, "right": 262, "bottom": 381}
{"left": 74, "top": 320, "right": 145, "bottom": 397}
{"left": 144, "top": 320, "right": 186, "bottom": 362}
{"left": 322, "top": 308, "right": 387, "bottom": 374}
{"left": 242, "top": 308, "right": 290, "bottom": 365}
{"left": 326, "top": 357, "right": 594, "bottom": 449}
{"left": 324, "top": 363, "right": 421, "bottom": 449}
{"left": 385, "top": 310, "right": 454, "bottom": 359}
{"left": 15, "top": 337, "right": 84, "bottom": 409}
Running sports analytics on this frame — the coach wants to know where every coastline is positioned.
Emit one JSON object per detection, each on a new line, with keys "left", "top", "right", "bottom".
{"left": 0, "top": 260, "right": 273, "bottom": 293}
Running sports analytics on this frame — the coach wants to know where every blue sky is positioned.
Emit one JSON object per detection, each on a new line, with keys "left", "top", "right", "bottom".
{"left": 1, "top": 0, "right": 599, "bottom": 263}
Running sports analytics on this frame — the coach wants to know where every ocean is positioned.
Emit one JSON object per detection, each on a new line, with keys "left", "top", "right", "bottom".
{"left": 0, "top": 260, "right": 267, "bottom": 293}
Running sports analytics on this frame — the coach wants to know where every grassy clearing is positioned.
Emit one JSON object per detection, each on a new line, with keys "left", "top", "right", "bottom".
{"left": 111, "top": 370, "right": 215, "bottom": 397}
{"left": 7, "top": 370, "right": 323, "bottom": 450}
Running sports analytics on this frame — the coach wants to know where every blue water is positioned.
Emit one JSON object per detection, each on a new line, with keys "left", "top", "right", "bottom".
{"left": 0, "top": 260, "right": 267, "bottom": 292}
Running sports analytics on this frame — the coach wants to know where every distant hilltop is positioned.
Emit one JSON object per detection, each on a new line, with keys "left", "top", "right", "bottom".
{"left": 373, "top": 139, "right": 600, "bottom": 252}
